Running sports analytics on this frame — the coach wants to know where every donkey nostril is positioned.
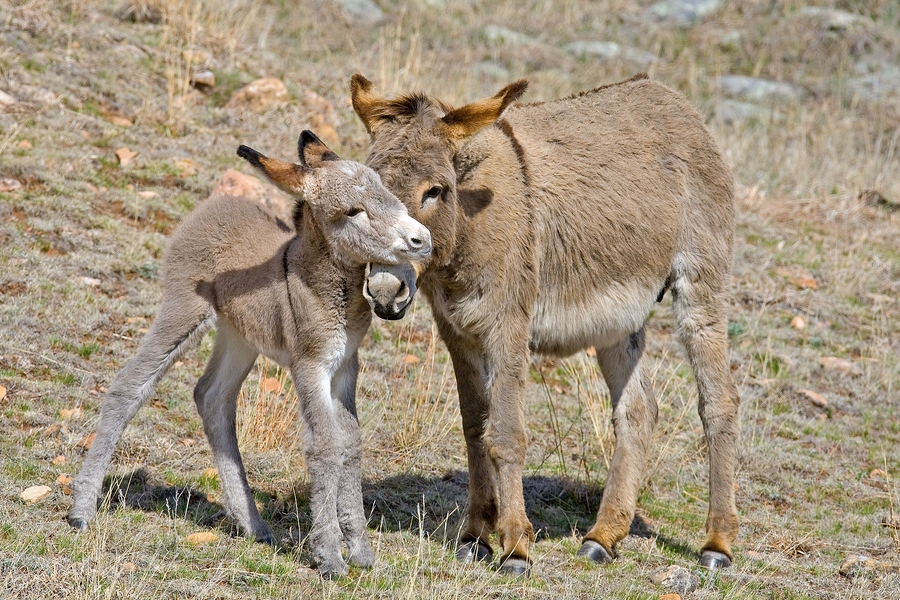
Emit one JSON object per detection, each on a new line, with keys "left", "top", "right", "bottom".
{"left": 409, "top": 236, "right": 423, "bottom": 248}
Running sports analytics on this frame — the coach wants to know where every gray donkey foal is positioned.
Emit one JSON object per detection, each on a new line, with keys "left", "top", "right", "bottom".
{"left": 68, "top": 131, "right": 431, "bottom": 578}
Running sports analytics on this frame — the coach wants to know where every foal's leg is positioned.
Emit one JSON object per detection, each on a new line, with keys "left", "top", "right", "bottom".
{"left": 442, "top": 334, "right": 497, "bottom": 564}
{"left": 192, "top": 321, "right": 265, "bottom": 541}
{"left": 69, "top": 298, "right": 215, "bottom": 530}
{"left": 333, "top": 354, "right": 374, "bottom": 568}
{"left": 293, "top": 362, "right": 346, "bottom": 578}
{"left": 672, "top": 272, "right": 740, "bottom": 568}
{"left": 580, "top": 329, "right": 658, "bottom": 563}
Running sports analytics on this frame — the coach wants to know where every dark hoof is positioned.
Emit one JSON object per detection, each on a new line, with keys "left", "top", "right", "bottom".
{"left": 255, "top": 532, "right": 275, "bottom": 546}
{"left": 577, "top": 539, "right": 614, "bottom": 564}
{"left": 497, "top": 557, "right": 531, "bottom": 576}
{"left": 456, "top": 538, "right": 493, "bottom": 563}
{"left": 699, "top": 550, "right": 732, "bottom": 569}
{"left": 67, "top": 517, "right": 89, "bottom": 532}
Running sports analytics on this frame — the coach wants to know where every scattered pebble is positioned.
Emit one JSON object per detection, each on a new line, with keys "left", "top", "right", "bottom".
{"left": 0, "top": 178, "right": 23, "bottom": 192}
{"left": 77, "top": 276, "right": 101, "bottom": 287}
{"left": 20, "top": 485, "right": 52, "bottom": 504}
{"left": 649, "top": 565, "right": 700, "bottom": 595}
{"left": 790, "top": 315, "right": 807, "bottom": 330}
{"left": 136, "top": 190, "right": 158, "bottom": 199}
{"left": 18, "top": 139, "right": 32, "bottom": 150}
{"left": 77, "top": 431, "right": 96, "bottom": 449}
{"left": 799, "top": 389, "right": 828, "bottom": 408}
{"left": 184, "top": 531, "right": 219, "bottom": 546}
{"left": 403, "top": 354, "right": 421, "bottom": 365}
{"left": 122, "top": 561, "right": 137, "bottom": 572}
{"left": 260, "top": 377, "right": 282, "bottom": 392}
{"left": 839, "top": 554, "right": 900, "bottom": 578}
{"left": 60, "top": 407, "right": 83, "bottom": 420}
{"left": 115, "top": 147, "right": 138, "bottom": 166}
{"left": 190, "top": 69, "right": 215, "bottom": 89}
{"left": 226, "top": 78, "right": 289, "bottom": 114}
{"left": 820, "top": 357, "right": 861, "bottom": 377}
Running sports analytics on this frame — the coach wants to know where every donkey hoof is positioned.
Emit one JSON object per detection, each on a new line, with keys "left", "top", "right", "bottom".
{"left": 255, "top": 532, "right": 275, "bottom": 546}
{"left": 577, "top": 539, "right": 614, "bottom": 564}
{"left": 456, "top": 538, "right": 493, "bottom": 563}
{"left": 699, "top": 550, "right": 732, "bottom": 569}
{"left": 316, "top": 559, "right": 349, "bottom": 580}
{"left": 67, "top": 517, "right": 89, "bottom": 532}
{"left": 497, "top": 557, "right": 531, "bottom": 576}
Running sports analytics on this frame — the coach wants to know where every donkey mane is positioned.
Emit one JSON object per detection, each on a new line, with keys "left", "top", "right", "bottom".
{"left": 369, "top": 91, "right": 452, "bottom": 121}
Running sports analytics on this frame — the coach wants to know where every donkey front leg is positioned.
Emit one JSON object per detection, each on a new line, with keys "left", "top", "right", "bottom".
{"left": 69, "top": 303, "right": 215, "bottom": 530}
{"left": 192, "top": 322, "right": 267, "bottom": 541}
{"left": 444, "top": 340, "right": 497, "bottom": 565}
{"left": 481, "top": 344, "right": 533, "bottom": 575}
{"left": 294, "top": 363, "right": 347, "bottom": 578}
{"left": 580, "top": 329, "right": 658, "bottom": 563}
{"left": 333, "top": 356, "right": 374, "bottom": 569}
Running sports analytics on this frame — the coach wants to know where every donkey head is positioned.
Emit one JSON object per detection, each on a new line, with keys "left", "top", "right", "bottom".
{"left": 351, "top": 75, "right": 526, "bottom": 317}
{"left": 238, "top": 131, "right": 431, "bottom": 317}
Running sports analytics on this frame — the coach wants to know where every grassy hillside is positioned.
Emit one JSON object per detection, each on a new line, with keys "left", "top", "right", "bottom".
{"left": 1, "top": 0, "right": 898, "bottom": 598}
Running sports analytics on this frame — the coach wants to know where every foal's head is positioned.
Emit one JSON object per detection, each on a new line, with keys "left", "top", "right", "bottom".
{"left": 238, "top": 130, "right": 431, "bottom": 269}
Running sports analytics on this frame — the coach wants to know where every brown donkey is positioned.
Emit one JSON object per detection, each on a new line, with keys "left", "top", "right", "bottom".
{"left": 68, "top": 131, "right": 431, "bottom": 578}
{"left": 352, "top": 74, "right": 740, "bottom": 574}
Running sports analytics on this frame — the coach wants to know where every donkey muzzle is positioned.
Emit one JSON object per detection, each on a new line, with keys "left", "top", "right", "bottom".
{"left": 364, "top": 262, "right": 418, "bottom": 320}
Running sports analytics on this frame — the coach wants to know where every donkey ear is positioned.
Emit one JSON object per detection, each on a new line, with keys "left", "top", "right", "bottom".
{"left": 298, "top": 130, "right": 340, "bottom": 168}
{"left": 439, "top": 80, "right": 528, "bottom": 141}
{"left": 237, "top": 145, "right": 306, "bottom": 195}
{"left": 351, "top": 74, "right": 388, "bottom": 136}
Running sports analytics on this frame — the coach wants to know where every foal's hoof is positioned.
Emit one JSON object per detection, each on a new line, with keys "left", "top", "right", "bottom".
{"left": 456, "top": 538, "right": 493, "bottom": 563}
{"left": 497, "top": 557, "right": 531, "bottom": 577}
{"left": 577, "top": 539, "right": 614, "bottom": 564}
{"left": 699, "top": 550, "right": 732, "bottom": 569}
{"left": 316, "top": 559, "right": 349, "bottom": 580}
{"left": 67, "top": 517, "right": 89, "bottom": 532}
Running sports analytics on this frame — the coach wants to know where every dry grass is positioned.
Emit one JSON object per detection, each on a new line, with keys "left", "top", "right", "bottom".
{"left": 2, "top": 0, "right": 900, "bottom": 598}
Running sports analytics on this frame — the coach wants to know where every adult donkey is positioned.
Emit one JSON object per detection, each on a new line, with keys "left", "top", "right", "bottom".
{"left": 69, "top": 131, "right": 431, "bottom": 578}
{"left": 352, "top": 73, "right": 739, "bottom": 574}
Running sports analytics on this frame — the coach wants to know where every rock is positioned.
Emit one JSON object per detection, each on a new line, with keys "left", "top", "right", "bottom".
{"left": 859, "top": 190, "right": 899, "bottom": 212}
{"left": 184, "top": 531, "right": 219, "bottom": 546}
{"left": 798, "top": 7, "right": 873, "bottom": 32}
{"left": 335, "top": 0, "right": 384, "bottom": 25}
{"left": 649, "top": 565, "right": 700, "bottom": 595}
{"left": 790, "top": 315, "right": 807, "bottom": 330}
{"left": 820, "top": 357, "right": 861, "bottom": 377}
{"left": 77, "top": 276, "right": 101, "bottom": 287}
{"left": 775, "top": 265, "right": 817, "bottom": 289}
{"left": 483, "top": 25, "right": 535, "bottom": 46}
{"left": 659, "top": 594, "right": 682, "bottom": 600}
{"left": 18, "top": 139, "right": 32, "bottom": 150}
{"left": 647, "top": 0, "right": 723, "bottom": 25}
{"left": 564, "top": 41, "right": 658, "bottom": 65}
{"left": 715, "top": 99, "right": 771, "bottom": 125}
{"left": 115, "top": 147, "right": 138, "bottom": 166}
{"left": 717, "top": 75, "right": 802, "bottom": 103}
{"left": 190, "top": 70, "right": 215, "bottom": 90}
{"left": 174, "top": 158, "right": 199, "bottom": 178}
{"left": 260, "top": 377, "right": 282, "bottom": 393}
{"left": 0, "top": 89, "right": 19, "bottom": 109}
{"left": 0, "top": 178, "right": 23, "bottom": 192}
{"left": 20, "top": 485, "right": 52, "bottom": 504}
{"left": 211, "top": 169, "right": 290, "bottom": 220}
{"left": 59, "top": 408, "right": 83, "bottom": 420}
{"left": 122, "top": 561, "right": 137, "bottom": 572}
{"left": 799, "top": 389, "right": 828, "bottom": 408}
{"left": 77, "top": 431, "right": 96, "bottom": 449}
{"left": 136, "top": 190, "right": 159, "bottom": 199}
{"left": 849, "top": 64, "right": 900, "bottom": 101}
{"left": 56, "top": 474, "right": 74, "bottom": 494}
{"left": 882, "top": 515, "right": 900, "bottom": 530}
{"left": 52, "top": 455, "right": 66, "bottom": 465}
{"left": 0, "top": 386, "right": 6, "bottom": 402}
{"left": 403, "top": 354, "right": 421, "bottom": 365}
{"left": 839, "top": 555, "right": 900, "bottom": 578}
{"left": 226, "top": 78, "right": 290, "bottom": 114}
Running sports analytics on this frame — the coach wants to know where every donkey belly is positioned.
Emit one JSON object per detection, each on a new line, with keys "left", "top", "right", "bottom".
{"left": 529, "top": 281, "right": 658, "bottom": 357}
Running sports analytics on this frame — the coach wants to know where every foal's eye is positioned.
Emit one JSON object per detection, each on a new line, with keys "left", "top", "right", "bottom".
{"left": 346, "top": 207, "right": 365, "bottom": 218}
{"left": 422, "top": 185, "right": 443, "bottom": 206}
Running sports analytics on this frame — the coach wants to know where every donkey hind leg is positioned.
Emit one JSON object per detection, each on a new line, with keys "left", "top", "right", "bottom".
{"left": 580, "top": 329, "right": 658, "bottom": 563}
{"left": 671, "top": 272, "right": 740, "bottom": 569}
{"left": 332, "top": 358, "right": 374, "bottom": 569}
{"left": 446, "top": 344, "right": 497, "bottom": 566}
{"left": 192, "top": 321, "right": 268, "bottom": 542}
{"left": 295, "top": 364, "right": 347, "bottom": 578}
{"left": 69, "top": 302, "right": 215, "bottom": 530}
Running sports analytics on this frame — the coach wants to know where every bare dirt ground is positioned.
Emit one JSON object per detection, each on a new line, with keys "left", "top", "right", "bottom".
{"left": 1, "top": 1, "right": 899, "bottom": 598}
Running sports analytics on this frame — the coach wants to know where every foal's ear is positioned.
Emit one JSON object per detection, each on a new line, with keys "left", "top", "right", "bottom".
{"left": 351, "top": 74, "right": 387, "bottom": 136}
{"left": 237, "top": 145, "right": 306, "bottom": 195}
{"left": 298, "top": 130, "right": 340, "bottom": 168}
{"left": 440, "top": 80, "right": 528, "bottom": 142}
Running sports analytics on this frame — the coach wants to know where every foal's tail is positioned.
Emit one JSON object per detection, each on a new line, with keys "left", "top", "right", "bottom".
{"left": 69, "top": 300, "right": 216, "bottom": 528}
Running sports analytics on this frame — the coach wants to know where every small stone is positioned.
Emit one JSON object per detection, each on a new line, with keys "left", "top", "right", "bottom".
{"left": 775, "top": 266, "right": 817, "bottom": 290}
{"left": 59, "top": 408, "right": 83, "bottom": 420}
{"left": 882, "top": 515, "right": 900, "bottom": 530}
{"left": 260, "top": 377, "right": 282, "bottom": 392}
{"left": 77, "top": 276, "right": 101, "bottom": 287}
{"left": 174, "top": 158, "right": 198, "bottom": 177}
{"left": 0, "top": 386, "right": 6, "bottom": 402}
{"left": 226, "top": 78, "right": 289, "bottom": 114}
{"left": 403, "top": 354, "right": 421, "bottom": 365}
{"left": 799, "top": 389, "right": 828, "bottom": 408}
{"left": 717, "top": 75, "right": 802, "bottom": 103}
{"left": 483, "top": 25, "right": 534, "bottom": 46}
{"left": 190, "top": 70, "right": 215, "bottom": 90}
{"left": 660, "top": 594, "right": 682, "bottom": 600}
{"left": 0, "top": 178, "right": 23, "bottom": 192}
{"left": 211, "top": 169, "right": 290, "bottom": 219}
{"left": 715, "top": 99, "right": 771, "bottom": 126}
{"left": 820, "top": 357, "right": 861, "bottom": 377}
{"left": 180, "top": 437, "right": 196, "bottom": 447}
{"left": 77, "top": 431, "right": 96, "bottom": 449}
{"left": 649, "top": 565, "right": 700, "bottom": 595}
{"left": 136, "top": 190, "right": 158, "bottom": 199}
{"left": 839, "top": 554, "right": 900, "bottom": 578}
{"left": 56, "top": 474, "right": 74, "bottom": 494}
{"left": 564, "top": 41, "right": 657, "bottom": 65}
{"left": 104, "top": 112, "right": 133, "bottom": 127}
{"left": 115, "top": 147, "right": 138, "bottom": 166}
{"left": 647, "top": 0, "right": 723, "bottom": 25}
{"left": 335, "top": 0, "right": 385, "bottom": 24}
{"left": 122, "top": 561, "right": 137, "bottom": 572}
{"left": 20, "top": 485, "right": 52, "bottom": 504}
{"left": 184, "top": 531, "right": 219, "bottom": 546}
{"left": 52, "top": 455, "right": 66, "bottom": 465}
{"left": 790, "top": 315, "right": 807, "bottom": 330}
{"left": 18, "top": 139, "right": 32, "bottom": 150}
{"left": 202, "top": 467, "right": 218, "bottom": 479}
{"left": 0, "top": 89, "right": 18, "bottom": 108}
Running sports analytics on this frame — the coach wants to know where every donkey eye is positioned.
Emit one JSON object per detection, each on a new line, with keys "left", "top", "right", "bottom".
{"left": 346, "top": 207, "right": 365, "bottom": 218}
{"left": 422, "top": 185, "right": 443, "bottom": 205}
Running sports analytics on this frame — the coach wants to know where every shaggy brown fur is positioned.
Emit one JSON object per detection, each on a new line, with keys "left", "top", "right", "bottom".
{"left": 68, "top": 132, "right": 431, "bottom": 578}
{"left": 352, "top": 74, "right": 740, "bottom": 574}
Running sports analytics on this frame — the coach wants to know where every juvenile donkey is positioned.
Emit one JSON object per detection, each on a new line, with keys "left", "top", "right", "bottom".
{"left": 69, "top": 131, "right": 431, "bottom": 578}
